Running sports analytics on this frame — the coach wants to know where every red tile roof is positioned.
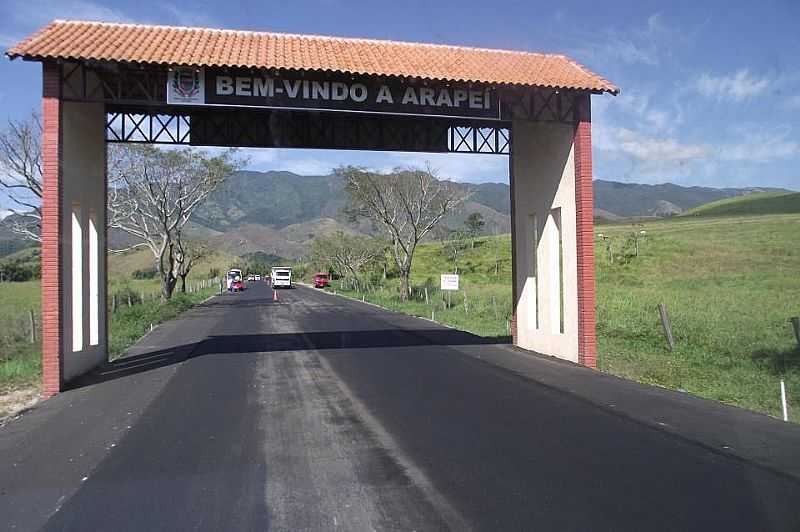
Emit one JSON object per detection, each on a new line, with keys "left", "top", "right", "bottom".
{"left": 7, "top": 20, "right": 619, "bottom": 94}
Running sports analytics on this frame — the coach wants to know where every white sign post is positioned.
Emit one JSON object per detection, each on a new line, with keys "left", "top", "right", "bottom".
{"left": 441, "top": 274, "right": 459, "bottom": 309}
{"left": 440, "top": 274, "right": 459, "bottom": 291}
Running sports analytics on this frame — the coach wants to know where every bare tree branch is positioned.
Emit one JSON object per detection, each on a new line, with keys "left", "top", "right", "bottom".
{"left": 0, "top": 112, "right": 43, "bottom": 242}
{"left": 338, "top": 165, "right": 470, "bottom": 300}
{"left": 108, "top": 144, "right": 244, "bottom": 299}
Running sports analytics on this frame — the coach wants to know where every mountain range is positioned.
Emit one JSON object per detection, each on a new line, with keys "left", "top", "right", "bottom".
{"left": 0, "top": 171, "right": 791, "bottom": 260}
{"left": 186, "top": 171, "right": 787, "bottom": 258}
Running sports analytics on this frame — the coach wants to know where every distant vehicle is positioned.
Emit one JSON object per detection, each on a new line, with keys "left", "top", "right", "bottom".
{"left": 313, "top": 272, "right": 330, "bottom": 288}
{"left": 226, "top": 269, "right": 243, "bottom": 291}
{"left": 271, "top": 267, "right": 293, "bottom": 288}
{"left": 255, "top": 274, "right": 262, "bottom": 281}
{"left": 247, "top": 274, "right": 255, "bottom": 281}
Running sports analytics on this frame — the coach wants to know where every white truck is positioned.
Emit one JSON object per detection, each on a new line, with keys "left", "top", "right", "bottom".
{"left": 271, "top": 267, "right": 293, "bottom": 288}
{"left": 226, "top": 268, "right": 243, "bottom": 291}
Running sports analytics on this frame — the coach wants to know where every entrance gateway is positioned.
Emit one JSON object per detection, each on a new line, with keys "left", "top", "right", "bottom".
{"left": 6, "top": 20, "right": 618, "bottom": 395}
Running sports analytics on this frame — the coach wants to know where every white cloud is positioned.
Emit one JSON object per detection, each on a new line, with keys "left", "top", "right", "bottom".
{"left": 694, "top": 69, "right": 770, "bottom": 102}
{"left": 718, "top": 129, "right": 800, "bottom": 162}
{"left": 572, "top": 12, "right": 671, "bottom": 67}
{"left": 596, "top": 125, "right": 712, "bottom": 163}
{"left": 615, "top": 92, "right": 672, "bottom": 131}
{"left": 0, "top": 209, "right": 12, "bottom": 220}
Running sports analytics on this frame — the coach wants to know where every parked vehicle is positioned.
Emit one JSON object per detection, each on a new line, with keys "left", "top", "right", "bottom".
{"left": 271, "top": 267, "right": 293, "bottom": 288}
{"left": 226, "top": 269, "right": 243, "bottom": 291}
{"left": 313, "top": 272, "right": 330, "bottom": 288}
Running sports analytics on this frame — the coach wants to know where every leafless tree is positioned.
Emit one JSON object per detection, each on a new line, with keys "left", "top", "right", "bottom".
{"left": 0, "top": 112, "right": 43, "bottom": 241}
{"left": 339, "top": 165, "right": 469, "bottom": 300}
{"left": 442, "top": 229, "right": 469, "bottom": 274}
{"left": 310, "top": 231, "right": 385, "bottom": 291}
{"left": 108, "top": 144, "right": 243, "bottom": 300}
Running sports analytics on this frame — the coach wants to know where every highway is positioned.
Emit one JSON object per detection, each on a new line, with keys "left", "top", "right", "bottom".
{"left": 1, "top": 282, "right": 799, "bottom": 531}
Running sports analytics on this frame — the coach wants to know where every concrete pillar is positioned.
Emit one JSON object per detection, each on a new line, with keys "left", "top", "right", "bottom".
{"left": 41, "top": 63, "right": 107, "bottom": 394}
{"left": 510, "top": 112, "right": 596, "bottom": 367}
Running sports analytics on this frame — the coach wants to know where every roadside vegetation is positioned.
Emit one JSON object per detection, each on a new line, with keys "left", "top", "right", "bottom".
{"left": 0, "top": 247, "right": 236, "bottom": 408}
{"left": 303, "top": 211, "right": 800, "bottom": 422}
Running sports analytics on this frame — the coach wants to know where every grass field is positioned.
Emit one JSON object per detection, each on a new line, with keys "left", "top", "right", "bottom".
{"left": 0, "top": 247, "right": 233, "bottom": 397}
{"left": 316, "top": 211, "right": 800, "bottom": 422}
{"left": 0, "top": 281, "right": 41, "bottom": 392}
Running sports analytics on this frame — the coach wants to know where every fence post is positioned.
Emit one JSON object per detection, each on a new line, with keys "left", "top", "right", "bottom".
{"left": 780, "top": 379, "right": 789, "bottom": 422}
{"left": 424, "top": 287, "right": 429, "bottom": 305}
{"left": 29, "top": 309, "right": 36, "bottom": 343}
{"left": 112, "top": 294, "right": 117, "bottom": 313}
{"left": 658, "top": 303, "right": 676, "bottom": 351}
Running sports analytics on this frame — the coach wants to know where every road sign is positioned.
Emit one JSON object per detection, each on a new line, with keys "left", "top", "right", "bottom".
{"left": 441, "top": 274, "right": 459, "bottom": 291}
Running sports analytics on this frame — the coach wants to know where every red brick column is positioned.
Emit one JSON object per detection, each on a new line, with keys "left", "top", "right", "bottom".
{"left": 41, "top": 62, "right": 63, "bottom": 396}
{"left": 574, "top": 98, "right": 597, "bottom": 368}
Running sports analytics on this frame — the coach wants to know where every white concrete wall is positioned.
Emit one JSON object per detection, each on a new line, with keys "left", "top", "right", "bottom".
{"left": 512, "top": 120, "right": 579, "bottom": 362}
{"left": 61, "top": 101, "right": 107, "bottom": 381}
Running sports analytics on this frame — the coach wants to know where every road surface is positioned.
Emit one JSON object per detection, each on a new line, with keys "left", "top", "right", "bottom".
{"left": 1, "top": 283, "right": 799, "bottom": 531}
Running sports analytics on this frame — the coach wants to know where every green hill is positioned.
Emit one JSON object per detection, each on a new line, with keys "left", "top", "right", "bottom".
{"left": 682, "top": 191, "right": 800, "bottom": 217}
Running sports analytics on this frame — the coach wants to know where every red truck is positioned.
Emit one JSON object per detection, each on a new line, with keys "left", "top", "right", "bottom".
{"left": 313, "top": 272, "right": 330, "bottom": 288}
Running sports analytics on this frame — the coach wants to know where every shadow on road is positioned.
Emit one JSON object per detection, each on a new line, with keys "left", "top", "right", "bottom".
{"left": 69, "top": 327, "right": 508, "bottom": 390}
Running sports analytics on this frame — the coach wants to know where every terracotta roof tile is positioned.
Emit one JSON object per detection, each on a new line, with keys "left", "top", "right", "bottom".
{"left": 7, "top": 20, "right": 619, "bottom": 94}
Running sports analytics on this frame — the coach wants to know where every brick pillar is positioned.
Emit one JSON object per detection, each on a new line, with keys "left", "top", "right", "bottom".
{"left": 41, "top": 62, "right": 63, "bottom": 396}
{"left": 574, "top": 98, "right": 597, "bottom": 368}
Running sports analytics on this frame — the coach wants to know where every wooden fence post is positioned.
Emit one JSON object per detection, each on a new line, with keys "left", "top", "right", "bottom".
{"left": 658, "top": 303, "right": 676, "bottom": 351}
{"left": 29, "top": 309, "right": 36, "bottom": 343}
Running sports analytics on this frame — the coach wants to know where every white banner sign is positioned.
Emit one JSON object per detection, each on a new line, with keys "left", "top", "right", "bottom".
{"left": 440, "top": 274, "right": 459, "bottom": 291}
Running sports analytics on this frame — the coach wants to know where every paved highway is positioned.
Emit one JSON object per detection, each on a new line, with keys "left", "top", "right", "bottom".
{"left": 1, "top": 283, "right": 799, "bottom": 531}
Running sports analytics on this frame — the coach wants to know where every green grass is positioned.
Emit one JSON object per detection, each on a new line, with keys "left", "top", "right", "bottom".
{"left": 317, "top": 213, "right": 800, "bottom": 422}
{"left": 108, "top": 288, "right": 217, "bottom": 359}
{"left": 0, "top": 266, "right": 220, "bottom": 392}
{"left": 681, "top": 191, "right": 800, "bottom": 217}
{"left": 0, "top": 281, "right": 41, "bottom": 392}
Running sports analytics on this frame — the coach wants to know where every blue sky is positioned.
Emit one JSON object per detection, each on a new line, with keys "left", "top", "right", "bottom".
{"left": 1, "top": 0, "right": 798, "bottom": 192}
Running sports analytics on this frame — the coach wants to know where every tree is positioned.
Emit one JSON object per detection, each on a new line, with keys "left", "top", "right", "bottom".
{"left": 340, "top": 165, "right": 469, "bottom": 300}
{"left": 108, "top": 145, "right": 242, "bottom": 300}
{"left": 310, "top": 232, "right": 385, "bottom": 291}
{"left": 0, "top": 112, "right": 43, "bottom": 241}
{"left": 464, "top": 212, "right": 485, "bottom": 248}
{"left": 442, "top": 230, "right": 469, "bottom": 274}
{"left": 174, "top": 230, "right": 210, "bottom": 293}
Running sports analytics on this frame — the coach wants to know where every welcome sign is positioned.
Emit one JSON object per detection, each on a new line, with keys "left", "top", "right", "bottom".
{"left": 167, "top": 67, "right": 500, "bottom": 119}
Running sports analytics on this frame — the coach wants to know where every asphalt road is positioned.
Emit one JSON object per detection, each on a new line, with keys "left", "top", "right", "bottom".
{"left": 1, "top": 283, "right": 799, "bottom": 531}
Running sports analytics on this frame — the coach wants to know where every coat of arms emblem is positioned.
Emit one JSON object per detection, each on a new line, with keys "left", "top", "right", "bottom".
{"left": 172, "top": 68, "right": 200, "bottom": 98}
